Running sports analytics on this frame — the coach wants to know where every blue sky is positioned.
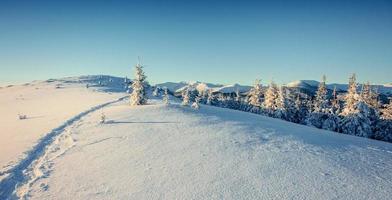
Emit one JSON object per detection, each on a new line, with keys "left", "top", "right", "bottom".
{"left": 1, "top": 0, "right": 391, "bottom": 85}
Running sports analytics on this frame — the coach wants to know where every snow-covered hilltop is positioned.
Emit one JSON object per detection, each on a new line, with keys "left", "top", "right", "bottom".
{"left": 1, "top": 88, "right": 392, "bottom": 199}
{"left": 1, "top": 75, "right": 392, "bottom": 199}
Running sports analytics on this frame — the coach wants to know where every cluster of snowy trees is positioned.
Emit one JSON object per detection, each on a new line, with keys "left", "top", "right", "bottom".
{"left": 128, "top": 61, "right": 391, "bottom": 142}
{"left": 177, "top": 74, "right": 392, "bottom": 143}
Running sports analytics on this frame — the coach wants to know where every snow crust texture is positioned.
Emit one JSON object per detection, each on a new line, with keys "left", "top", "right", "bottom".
{"left": 4, "top": 100, "right": 392, "bottom": 199}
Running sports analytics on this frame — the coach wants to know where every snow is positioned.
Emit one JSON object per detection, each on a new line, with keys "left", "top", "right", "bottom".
{"left": 1, "top": 76, "right": 392, "bottom": 199}
{"left": 0, "top": 75, "right": 126, "bottom": 174}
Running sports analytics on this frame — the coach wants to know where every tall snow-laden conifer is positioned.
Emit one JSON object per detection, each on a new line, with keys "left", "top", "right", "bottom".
{"left": 263, "top": 81, "right": 278, "bottom": 113}
{"left": 274, "top": 86, "right": 288, "bottom": 119}
{"left": 381, "top": 99, "right": 392, "bottom": 120}
{"left": 331, "top": 86, "right": 340, "bottom": 114}
{"left": 314, "top": 75, "right": 329, "bottom": 113}
{"left": 361, "top": 82, "right": 379, "bottom": 109}
{"left": 248, "top": 79, "right": 262, "bottom": 107}
{"left": 342, "top": 74, "right": 358, "bottom": 115}
{"left": 181, "top": 88, "right": 190, "bottom": 106}
{"left": 130, "top": 61, "right": 147, "bottom": 106}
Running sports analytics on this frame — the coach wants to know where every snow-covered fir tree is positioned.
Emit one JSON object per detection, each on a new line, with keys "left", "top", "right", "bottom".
{"left": 341, "top": 74, "right": 359, "bottom": 115}
{"left": 206, "top": 89, "right": 214, "bottom": 105}
{"left": 381, "top": 99, "right": 392, "bottom": 120}
{"left": 248, "top": 79, "right": 263, "bottom": 107}
{"left": 181, "top": 88, "right": 190, "bottom": 106}
{"left": 294, "top": 94, "right": 309, "bottom": 124}
{"left": 331, "top": 86, "right": 341, "bottom": 114}
{"left": 313, "top": 75, "right": 329, "bottom": 113}
{"left": 274, "top": 86, "right": 288, "bottom": 119}
{"left": 263, "top": 81, "right": 278, "bottom": 115}
{"left": 306, "top": 75, "right": 340, "bottom": 131}
{"left": 338, "top": 74, "right": 374, "bottom": 137}
{"left": 340, "top": 100, "right": 373, "bottom": 138}
{"left": 130, "top": 62, "right": 147, "bottom": 106}
{"left": 361, "top": 82, "right": 379, "bottom": 109}
{"left": 163, "top": 88, "right": 170, "bottom": 105}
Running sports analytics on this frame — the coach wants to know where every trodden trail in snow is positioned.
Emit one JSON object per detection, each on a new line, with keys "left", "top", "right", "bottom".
{"left": 0, "top": 96, "right": 128, "bottom": 200}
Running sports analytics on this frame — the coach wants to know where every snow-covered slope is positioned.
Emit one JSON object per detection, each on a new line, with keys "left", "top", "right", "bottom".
{"left": 1, "top": 94, "right": 392, "bottom": 199}
{"left": 0, "top": 75, "right": 127, "bottom": 174}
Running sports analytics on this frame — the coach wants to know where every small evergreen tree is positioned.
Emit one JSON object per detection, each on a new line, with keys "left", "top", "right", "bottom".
{"left": 181, "top": 88, "right": 190, "bottom": 106}
{"left": 163, "top": 88, "right": 170, "bottom": 105}
{"left": 130, "top": 62, "right": 147, "bottom": 106}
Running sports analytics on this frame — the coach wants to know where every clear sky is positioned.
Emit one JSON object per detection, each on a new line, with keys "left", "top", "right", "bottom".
{"left": 1, "top": 0, "right": 391, "bottom": 86}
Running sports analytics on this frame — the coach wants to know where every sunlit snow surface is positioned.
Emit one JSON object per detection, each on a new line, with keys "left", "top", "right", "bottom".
{"left": 1, "top": 76, "right": 392, "bottom": 199}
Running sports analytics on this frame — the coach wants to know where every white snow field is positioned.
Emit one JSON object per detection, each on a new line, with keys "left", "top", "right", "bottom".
{"left": 1, "top": 76, "right": 392, "bottom": 200}
{"left": 0, "top": 76, "right": 126, "bottom": 180}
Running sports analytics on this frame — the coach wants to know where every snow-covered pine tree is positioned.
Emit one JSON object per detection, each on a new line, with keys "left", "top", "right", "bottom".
{"left": 313, "top": 75, "right": 329, "bottom": 113}
{"left": 206, "top": 89, "right": 214, "bottom": 105}
{"left": 338, "top": 74, "right": 374, "bottom": 138}
{"left": 294, "top": 94, "right": 310, "bottom": 124}
{"left": 360, "top": 82, "right": 381, "bottom": 132}
{"left": 274, "top": 85, "right": 288, "bottom": 119}
{"left": 374, "top": 98, "right": 392, "bottom": 142}
{"left": 263, "top": 81, "right": 278, "bottom": 115}
{"left": 341, "top": 74, "right": 359, "bottom": 116}
{"left": 283, "top": 88, "right": 298, "bottom": 122}
{"left": 248, "top": 79, "right": 262, "bottom": 107}
{"left": 181, "top": 88, "right": 190, "bottom": 106}
{"left": 163, "top": 88, "right": 170, "bottom": 105}
{"left": 381, "top": 99, "right": 392, "bottom": 120}
{"left": 340, "top": 100, "right": 373, "bottom": 137}
{"left": 247, "top": 79, "right": 262, "bottom": 113}
{"left": 331, "top": 86, "right": 341, "bottom": 114}
{"left": 306, "top": 75, "right": 340, "bottom": 131}
{"left": 130, "top": 62, "right": 147, "bottom": 106}
{"left": 361, "top": 82, "right": 380, "bottom": 109}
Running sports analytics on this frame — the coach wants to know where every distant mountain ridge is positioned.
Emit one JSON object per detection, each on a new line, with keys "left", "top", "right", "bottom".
{"left": 4, "top": 75, "right": 391, "bottom": 96}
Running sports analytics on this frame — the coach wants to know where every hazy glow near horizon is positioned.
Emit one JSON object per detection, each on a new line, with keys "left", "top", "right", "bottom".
{"left": 0, "top": 0, "right": 391, "bottom": 85}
